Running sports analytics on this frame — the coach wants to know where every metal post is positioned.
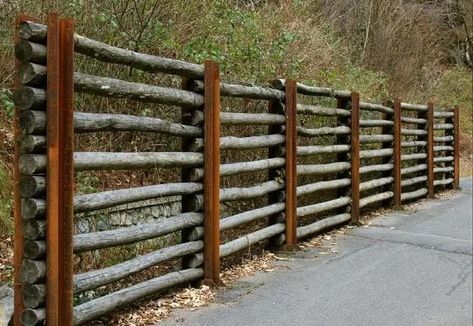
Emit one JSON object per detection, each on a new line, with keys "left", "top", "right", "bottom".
{"left": 350, "top": 92, "right": 360, "bottom": 224}
{"left": 203, "top": 61, "right": 221, "bottom": 286}
{"left": 453, "top": 106, "right": 460, "bottom": 189}
{"left": 393, "top": 99, "right": 402, "bottom": 207}
{"left": 427, "top": 102, "right": 434, "bottom": 197}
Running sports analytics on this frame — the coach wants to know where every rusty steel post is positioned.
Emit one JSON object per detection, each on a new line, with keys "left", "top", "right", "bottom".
{"left": 453, "top": 106, "right": 460, "bottom": 189}
{"left": 203, "top": 61, "right": 221, "bottom": 286}
{"left": 427, "top": 102, "right": 435, "bottom": 198}
{"left": 350, "top": 92, "right": 361, "bottom": 224}
{"left": 393, "top": 99, "right": 402, "bottom": 207}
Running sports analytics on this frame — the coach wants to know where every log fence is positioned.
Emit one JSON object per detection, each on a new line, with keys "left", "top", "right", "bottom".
{"left": 11, "top": 14, "right": 461, "bottom": 326}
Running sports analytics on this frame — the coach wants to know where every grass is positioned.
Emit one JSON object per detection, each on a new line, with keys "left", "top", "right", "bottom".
{"left": 0, "top": 161, "right": 13, "bottom": 234}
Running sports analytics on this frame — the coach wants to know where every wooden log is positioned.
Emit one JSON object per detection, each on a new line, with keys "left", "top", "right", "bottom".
{"left": 74, "top": 212, "right": 203, "bottom": 252}
{"left": 434, "top": 156, "right": 453, "bottom": 163}
{"left": 359, "top": 134, "right": 393, "bottom": 143}
{"left": 433, "top": 123, "right": 454, "bottom": 130}
{"left": 401, "top": 164, "right": 427, "bottom": 176}
{"left": 434, "top": 178, "right": 454, "bottom": 186}
{"left": 190, "top": 158, "right": 285, "bottom": 181}
{"left": 18, "top": 135, "right": 46, "bottom": 153}
{"left": 22, "top": 198, "right": 46, "bottom": 219}
{"left": 18, "top": 62, "right": 47, "bottom": 86}
{"left": 21, "top": 308, "right": 45, "bottom": 326}
{"left": 360, "top": 163, "right": 393, "bottom": 174}
{"left": 359, "top": 177, "right": 394, "bottom": 192}
{"left": 359, "top": 148, "right": 393, "bottom": 159}
{"left": 434, "top": 167, "right": 454, "bottom": 173}
{"left": 190, "top": 134, "right": 285, "bottom": 152}
{"left": 297, "top": 197, "right": 351, "bottom": 217}
{"left": 401, "top": 128, "right": 427, "bottom": 136}
{"left": 186, "top": 227, "right": 204, "bottom": 241}
{"left": 401, "top": 141, "right": 427, "bottom": 147}
{"left": 433, "top": 146, "right": 454, "bottom": 152}
{"left": 359, "top": 119, "right": 394, "bottom": 127}
{"left": 359, "top": 191, "right": 393, "bottom": 208}
{"left": 401, "top": 116, "right": 427, "bottom": 124}
{"left": 400, "top": 103, "right": 428, "bottom": 111}
{"left": 359, "top": 102, "right": 394, "bottom": 114}
{"left": 191, "top": 111, "right": 285, "bottom": 126}
{"left": 401, "top": 153, "right": 427, "bottom": 161}
{"left": 14, "top": 40, "right": 47, "bottom": 64}
{"left": 296, "top": 213, "right": 351, "bottom": 239}
{"left": 19, "top": 110, "right": 46, "bottom": 134}
{"left": 21, "top": 259, "right": 46, "bottom": 284}
{"left": 23, "top": 240, "right": 45, "bottom": 259}
{"left": 12, "top": 86, "right": 46, "bottom": 110}
{"left": 296, "top": 126, "right": 350, "bottom": 137}
{"left": 220, "top": 223, "right": 285, "bottom": 258}
{"left": 220, "top": 203, "right": 285, "bottom": 231}
{"left": 191, "top": 80, "right": 284, "bottom": 100}
{"left": 22, "top": 219, "right": 46, "bottom": 240}
{"left": 19, "top": 21, "right": 205, "bottom": 79}
{"left": 296, "top": 104, "right": 350, "bottom": 117}
{"left": 297, "top": 178, "right": 351, "bottom": 197}
{"left": 297, "top": 162, "right": 351, "bottom": 175}
{"left": 434, "top": 136, "right": 454, "bottom": 143}
{"left": 20, "top": 152, "right": 204, "bottom": 174}
{"left": 22, "top": 284, "right": 46, "bottom": 308}
{"left": 221, "top": 180, "right": 285, "bottom": 202}
{"left": 19, "top": 175, "right": 45, "bottom": 198}
{"left": 297, "top": 144, "right": 350, "bottom": 156}
{"left": 186, "top": 253, "right": 204, "bottom": 268}
{"left": 73, "top": 268, "right": 203, "bottom": 325}
{"left": 401, "top": 188, "right": 428, "bottom": 201}
{"left": 433, "top": 111, "right": 454, "bottom": 118}
{"left": 401, "top": 176, "right": 427, "bottom": 187}
{"left": 74, "top": 241, "right": 203, "bottom": 293}
{"left": 272, "top": 79, "right": 351, "bottom": 98}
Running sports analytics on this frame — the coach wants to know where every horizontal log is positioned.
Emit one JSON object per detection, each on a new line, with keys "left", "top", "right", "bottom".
{"left": 401, "top": 164, "right": 427, "bottom": 176}
{"left": 297, "top": 197, "right": 351, "bottom": 217}
{"left": 186, "top": 254, "right": 204, "bottom": 268}
{"left": 400, "top": 102, "right": 428, "bottom": 111}
{"left": 434, "top": 166, "right": 454, "bottom": 173}
{"left": 19, "top": 176, "right": 45, "bottom": 198}
{"left": 433, "top": 123, "right": 453, "bottom": 130}
{"left": 20, "top": 152, "right": 204, "bottom": 174}
{"left": 401, "top": 128, "right": 427, "bottom": 136}
{"left": 22, "top": 198, "right": 46, "bottom": 219}
{"left": 296, "top": 104, "right": 350, "bottom": 117}
{"left": 359, "top": 177, "right": 393, "bottom": 192}
{"left": 401, "top": 141, "right": 427, "bottom": 148}
{"left": 359, "top": 191, "right": 393, "bottom": 208}
{"left": 359, "top": 134, "right": 393, "bottom": 144}
{"left": 434, "top": 178, "right": 454, "bottom": 186}
{"left": 12, "top": 86, "right": 46, "bottom": 110}
{"left": 297, "top": 144, "right": 350, "bottom": 156}
{"left": 23, "top": 240, "right": 45, "bottom": 259}
{"left": 401, "top": 176, "right": 427, "bottom": 187}
{"left": 22, "top": 219, "right": 46, "bottom": 240}
{"left": 190, "top": 110, "right": 285, "bottom": 126}
{"left": 401, "top": 153, "right": 427, "bottom": 161}
{"left": 19, "top": 21, "right": 205, "bottom": 79}
{"left": 74, "top": 212, "right": 203, "bottom": 252}
{"left": 191, "top": 80, "right": 284, "bottom": 100}
{"left": 359, "top": 119, "right": 394, "bottom": 127}
{"left": 19, "top": 110, "right": 46, "bottom": 134}
{"left": 297, "top": 162, "right": 351, "bottom": 175}
{"left": 297, "top": 213, "right": 351, "bottom": 239}
{"left": 433, "top": 146, "right": 454, "bottom": 152}
{"left": 271, "top": 79, "right": 351, "bottom": 98}
{"left": 14, "top": 40, "right": 46, "bottom": 64}
{"left": 18, "top": 135, "right": 46, "bottom": 153}
{"left": 21, "top": 308, "right": 45, "bottom": 326}
{"left": 73, "top": 268, "right": 203, "bottom": 325}
{"left": 190, "top": 134, "right": 285, "bottom": 152}
{"left": 186, "top": 227, "right": 204, "bottom": 241}
{"left": 18, "top": 62, "right": 46, "bottom": 86}
{"left": 297, "top": 126, "right": 350, "bottom": 137}
{"left": 21, "top": 259, "right": 46, "bottom": 284}
{"left": 433, "top": 111, "right": 454, "bottom": 118}
{"left": 221, "top": 180, "right": 284, "bottom": 202}
{"left": 434, "top": 156, "right": 453, "bottom": 163}
{"left": 434, "top": 136, "right": 454, "bottom": 143}
{"left": 359, "top": 148, "right": 393, "bottom": 159}
{"left": 359, "top": 102, "right": 394, "bottom": 114}
{"left": 22, "top": 284, "right": 46, "bottom": 308}
{"left": 401, "top": 116, "right": 427, "bottom": 124}
{"left": 401, "top": 188, "right": 428, "bottom": 201}
{"left": 220, "top": 203, "right": 285, "bottom": 231}
{"left": 360, "top": 163, "right": 393, "bottom": 174}
{"left": 220, "top": 223, "right": 285, "bottom": 258}
{"left": 74, "top": 241, "right": 202, "bottom": 293}
{"left": 297, "top": 178, "right": 351, "bottom": 197}
{"left": 190, "top": 158, "right": 285, "bottom": 181}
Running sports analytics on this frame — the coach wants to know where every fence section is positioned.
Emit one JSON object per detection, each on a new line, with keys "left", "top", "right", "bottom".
{"left": 12, "top": 14, "right": 461, "bottom": 326}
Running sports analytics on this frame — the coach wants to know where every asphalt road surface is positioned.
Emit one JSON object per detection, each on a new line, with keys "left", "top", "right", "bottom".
{"left": 161, "top": 179, "right": 472, "bottom": 326}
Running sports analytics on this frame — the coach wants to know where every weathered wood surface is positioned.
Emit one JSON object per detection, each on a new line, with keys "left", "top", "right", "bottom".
{"left": 401, "top": 140, "right": 427, "bottom": 147}
{"left": 360, "top": 163, "right": 393, "bottom": 174}
{"left": 18, "top": 135, "right": 46, "bottom": 153}
{"left": 22, "top": 284, "right": 46, "bottom": 308}
{"left": 220, "top": 203, "right": 285, "bottom": 231}
{"left": 296, "top": 104, "right": 350, "bottom": 117}
{"left": 297, "top": 144, "right": 350, "bottom": 156}
{"left": 359, "top": 177, "right": 394, "bottom": 192}
{"left": 401, "top": 128, "right": 427, "bottom": 136}
{"left": 74, "top": 212, "right": 203, "bottom": 252}
{"left": 190, "top": 110, "right": 285, "bottom": 126}
{"left": 18, "top": 62, "right": 47, "bottom": 85}
{"left": 271, "top": 79, "right": 351, "bottom": 98}
{"left": 433, "top": 123, "right": 454, "bottom": 130}
{"left": 433, "top": 111, "right": 454, "bottom": 118}
{"left": 190, "top": 158, "right": 285, "bottom": 181}
{"left": 433, "top": 146, "right": 454, "bottom": 152}
{"left": 401, "top": 176, "right": 427, "bottom": 187}
{"left": 434, "top": 156, "right": 453, "bottom": 163}
{"left": 22, "top": 219, "right": 46, "bottom": 240}
{"left": 186, "top": 227, "right": 204, "bottom": 241}
{"left": 359, "top": 102, "right": 394, "bottom": 114}
{"left": 359, "top": 119, "right": 394, "bottom": 127}
{"left": 19, "top": 110, "right": 46, "bottom": 134}
{"left": 401, "top": 116, "right": 427, "bottom": 124}
{"left": 21, "top": 259, "right": 46, "bottom": 284}
{"left": 191, "top": 80, "right": 284, "bottom": 100}
{"left": 220, "top": 223, "right": 285, "bottom": 258}
{"left": 400, "top": 103, "right": 428, "bottom": 111}
{"left": 73, "top": 269, "right": 203, "bottom": 325}
{"left": 15, "top": 40, "right": 46, "bottom": 64}
{"left": 359, "top": 148, "right": 393, "bottom": 159}
{"left": 190, "top": 134, "right": 285, "bottom": 151}
{"left": 297, "top": 197, "right": 351, "bottom": 217}
{"left": 297, "top": 125, "right": 350, "bottom": 137}
{"left": 297, "top": 162, "right": 351, "bottom": 175}
{"left": 359, "top": 134, "right": 393, "bottom": 143}
{"left": 19, "top": 21, "right": 205, "bottom": 79}
{"left": 23, "top": 240, "right": 45, "bottom": 259}
{"left": 401, "top": 153, "right": 427, "bottom": 161}
{"left": 297, "top": 178, "right": 351, "bottom": 197}
{"left": 359, "top": 191, "right": 393, "bottom": 208}
{"left": 401, "top": 188, "right": 428, "bottom": 201}
{"left": 74, "top": 241, "right": 203, "bottom": 293}
{"left": 21, "top": 307, "right": 45, "bottom": 326}
{"left": 434, "top": 136, "right": 454, "bottom": 143}
{"left": 221, "top": 180, "right": 284, "bottom": 202}
{"left": 12, "top": 86, "right": 46, "bottom": 110}
{"left": 19, "top": 175, "right": 45, "bottom": 198}
{"left": 434, "top": 166, "right": 454, "bottom": 173}
{"left": 434, "top": 178, "right": 453, "bottom": 186}
{"left": 401, "top": 164, "right": 427, "bottom": 176}
{"left": 296, "top": 213, "right": 351, "bottom": 239}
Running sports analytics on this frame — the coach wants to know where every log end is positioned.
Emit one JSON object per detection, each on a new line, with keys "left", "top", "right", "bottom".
{"left": 22, "top": 198, "right": 45, "bottom": 220}
{"left": 21, "top": 308, "right": 46, "bottom": 326}
{"left": 12, "top": 86, "right": 45, "bottom": 110}
{"left": 21, "top": 259, "right": 46, "bottom": 284}
{"left": 22, "top": 284, "right": 46, "bottom": 308}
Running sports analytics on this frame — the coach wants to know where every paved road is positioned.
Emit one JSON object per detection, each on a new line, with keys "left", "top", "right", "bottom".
{"left": 162, "top": 179, "right": 473, "bottom": 326}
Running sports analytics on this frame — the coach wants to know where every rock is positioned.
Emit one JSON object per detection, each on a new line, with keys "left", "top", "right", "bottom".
{"left": 0, "top": 285, "right": 14, "bottom": 326}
